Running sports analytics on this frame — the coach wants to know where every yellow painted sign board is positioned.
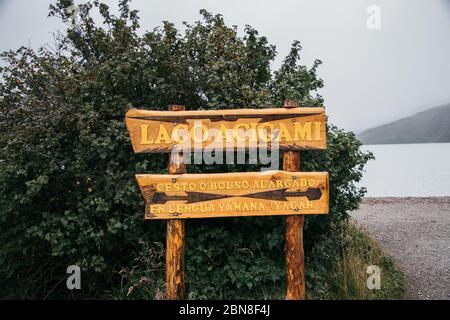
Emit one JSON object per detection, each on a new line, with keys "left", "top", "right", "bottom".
{"left": 125, "top": 107, "right": 326, "bottom": 153}
{"left": 136, "top": 170, "right": 329, "bottom": 219}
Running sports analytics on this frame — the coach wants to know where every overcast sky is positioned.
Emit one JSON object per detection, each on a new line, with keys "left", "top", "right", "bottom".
{"left": 1, "top": 0, "right": 449, "bottom": 132}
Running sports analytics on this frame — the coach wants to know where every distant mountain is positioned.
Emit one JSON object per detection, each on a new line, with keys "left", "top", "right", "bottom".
{"left": 357, "top": 103, "right": 450, "bottom": 145}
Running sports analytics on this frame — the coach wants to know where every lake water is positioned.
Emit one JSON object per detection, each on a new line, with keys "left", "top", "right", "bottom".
{"left": 358, "top": 143, "right": 450, "bottom": 197}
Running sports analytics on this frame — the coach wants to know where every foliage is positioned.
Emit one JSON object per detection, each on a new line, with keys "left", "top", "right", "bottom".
{"left": 0, "top": 0, "right": 373, "bottom": 298}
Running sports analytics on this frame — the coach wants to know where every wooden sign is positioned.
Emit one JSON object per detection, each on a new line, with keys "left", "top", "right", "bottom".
{"left": 126, "top": 101, "right": 330, "bottom": 300}
{"left": 136, "top": 170, "right": 329, "bottom": 219}
{"left": 125, "top": 107, "right": 326, "bottom": 153}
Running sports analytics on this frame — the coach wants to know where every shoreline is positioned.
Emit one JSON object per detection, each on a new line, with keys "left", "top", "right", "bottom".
{"left": 362, "top": 196, "right": 450, "bottom": 204}
{"left": 351, "top": 197, "right": 450, "bottom": 300}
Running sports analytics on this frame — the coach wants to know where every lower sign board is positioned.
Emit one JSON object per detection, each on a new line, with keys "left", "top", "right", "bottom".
{"left": 136, "top": 170, "right": 329, "bottom": 219}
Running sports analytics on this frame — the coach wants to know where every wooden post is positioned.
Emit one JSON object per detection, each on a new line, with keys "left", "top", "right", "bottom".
{"left": 166, "top": 104, "right": 186, "bottom": 300}
{"left": 283, "top": 99, "right": 305, "bottom": 300}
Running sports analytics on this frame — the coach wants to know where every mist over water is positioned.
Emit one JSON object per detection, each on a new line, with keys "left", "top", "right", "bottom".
{"left": 359, "top": 143, "right": 450, "bottom": 197}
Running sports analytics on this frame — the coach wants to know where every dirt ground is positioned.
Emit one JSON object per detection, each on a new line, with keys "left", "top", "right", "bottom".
{"left": 351, "top": 197, "right": 450, "bottom": 300}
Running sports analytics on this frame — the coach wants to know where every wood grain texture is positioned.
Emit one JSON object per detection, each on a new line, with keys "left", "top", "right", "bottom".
{"left": 136, "top": 170, "right": 329, "bottom": 219}
{"left": 285, "top": 213, "right": 305, "bottom": 299}
{"left": 125, "top": 107, "right": 326, "bottom": 153}
{"left": 166, "top": 219, "right": 185, "bottom": 300}
{"left": 165, "top": 104, "right": 186, "bottom": 300}
{"left": 283, "top": 150, "right": 305, "bottom": 300}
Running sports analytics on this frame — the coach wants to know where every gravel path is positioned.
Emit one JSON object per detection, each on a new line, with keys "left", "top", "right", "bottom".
{"left": 351, "top": 197, "right": 450, "bottom": 300}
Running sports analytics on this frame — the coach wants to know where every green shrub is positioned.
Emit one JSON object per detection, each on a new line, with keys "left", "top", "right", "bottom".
{"left": 0, "top": 0, "right": 373, "bottom": 299}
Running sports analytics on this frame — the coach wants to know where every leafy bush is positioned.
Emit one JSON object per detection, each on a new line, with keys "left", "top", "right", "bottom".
{"left": 0, "top": 0, "right": 373, "bottom": 299}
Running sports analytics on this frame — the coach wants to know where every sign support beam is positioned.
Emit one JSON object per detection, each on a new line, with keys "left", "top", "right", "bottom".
{"left": 283, "top": 100, "right": 305, "bottom": 300}
{"left": 166, "top": 104, "right": 186, "bottom": 300}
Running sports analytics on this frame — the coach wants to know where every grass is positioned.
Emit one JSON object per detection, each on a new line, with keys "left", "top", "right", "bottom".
{"left": 323, "top": 224, "right": 405, "bottom": 300}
